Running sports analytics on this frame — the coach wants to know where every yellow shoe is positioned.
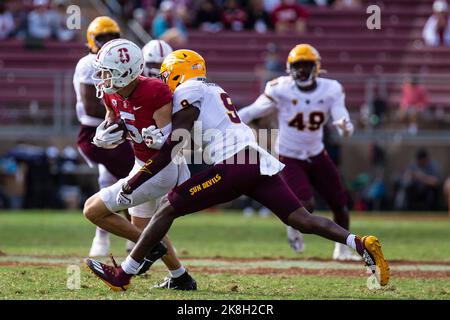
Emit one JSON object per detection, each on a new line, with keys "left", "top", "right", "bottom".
{"left": 361, "top": 236, "right": 390, "bottom": 286}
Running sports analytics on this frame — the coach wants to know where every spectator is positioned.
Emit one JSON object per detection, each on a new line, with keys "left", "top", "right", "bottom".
{"left": 257, "top": 42, "right": 285, "bottom": 90}
{"left": 222, "top": 0, "right": 248, "bottom": 31}
{"left": 396, "top": 149, "right": 441, "bottom": 211}
{"left": 399, "top": 74, "right": 429, "bottom": 134}
{"left": 263, "top": 0, "right": 280, "bottom": 12}
{"left": 333, "top": 0, "right": 362, "bottom": 9}
{"left": 152, "top": 0, "right": 187, "bottom": 45}
{"left": 423, "top": 0, "right": 450, "bottom": 46}
{"left": 271, "top": 0, "right": 309, "bottom": 34}
{"left": 7, "top": 0, "right": 28, "bottom": 38}
{"left": 52, "top": 0, "right": 76, "bottom": 42}
{"left": 246, "top": 0, "right": 273, "bottom": 33}
{"left": 0, "top": 0, "right": 15, "bottom": 39}
{"left": 27, "top": 0, "right": 57, "bottom": 40}
{"left": 194, "top": 0, "right": 223, "bottom": 32}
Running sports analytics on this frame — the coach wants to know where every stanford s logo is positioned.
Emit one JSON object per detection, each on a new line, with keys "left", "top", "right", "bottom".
{"left": 118, "top": 48, "right": 130, "bottom": 63}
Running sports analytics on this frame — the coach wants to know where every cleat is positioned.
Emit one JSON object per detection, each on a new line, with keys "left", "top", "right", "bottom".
{"left": 333, "top": 243, "right": 362, "bottom": 261}
{"left": 361, "top": 236, "right": 390, "bottom": 286}
{"left": 286, "top": 226, "right": 305, "bottom": 253}
{"left": 85, "top": 258, "right": 132, "bottom": 291}
{"left": 89, "top": 236, "right": 110, "bottom": 257}
{"left": 153, "top": 271, "right": 197, "bottom": 290}
{"left": 136, "top": 241, "right": 168, "bottom": 275}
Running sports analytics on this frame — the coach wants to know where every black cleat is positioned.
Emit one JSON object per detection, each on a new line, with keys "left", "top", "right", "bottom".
{"left": 153, "top": 271, "right": 197, "bottom": 290}
{"left": 136, "top": 241, "right": 168, "bottom": 275}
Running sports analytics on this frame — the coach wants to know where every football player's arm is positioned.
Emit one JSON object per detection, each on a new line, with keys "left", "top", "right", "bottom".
{"left": 237, "top": 93, "right": 277, "bottom": 124}
{"left": 123, "top": 105, "right": 200, "bottom": 193}
{"left": 80, "top": 83, "right": 106, "bottom": 119}
{"left": 330, "top": 85, "right": 354, "bottom": 138}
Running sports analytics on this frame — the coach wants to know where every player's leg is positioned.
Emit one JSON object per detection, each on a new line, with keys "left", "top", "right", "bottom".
{"left": 84, "top": 193, "right": 142, "bottom": 241}
{"left": 248, "top": 173, "right": 389, "bottom": 285}
{"left": 279, "top": 155, "right": 315, "bottom": 253}
{"left": 308, "top": 151, "right": 360, "bottom": 260}
{"left": 88, "top": 164, "right": 117, "bottom": 257}
{"left": 129, "top": 201, "right": 197, "bottom": 290}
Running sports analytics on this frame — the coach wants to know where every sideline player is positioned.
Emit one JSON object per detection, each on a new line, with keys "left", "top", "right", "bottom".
{"left": 74, "top": 16, "right": 134, "bottom": 257}
{"left": 238, "top": 44, "right": 360, "bottom": 261}
{"left": 84, "top": 48, "right": 390, "bottom": 291}
{"left": 83, "top": 38, "right": 196, "bottom": 290}
{"left": 142, "top": 39, "right": 173, "bottom": 78}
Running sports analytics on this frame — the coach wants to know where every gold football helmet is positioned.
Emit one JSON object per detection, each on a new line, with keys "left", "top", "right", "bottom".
{"left": 159, "top": 49, "right": 206, "bottom": 93}
{"left": 86, "top": 16, "right": 121, "bottom": 54}
{"left": 286, "top": 44, "right": 321, "bottom": 88}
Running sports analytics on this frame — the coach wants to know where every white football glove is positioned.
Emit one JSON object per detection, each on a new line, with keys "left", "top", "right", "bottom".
{"left": 333, "top": 118, "right": 354, "bottom": 138}
{"left": 92, "top": 119, "right": 124, "bottom": 149}
{"left": 141, "top": 125, "right": 164, "bottom": 149}
{"left": 116, "top": 189, "right": 133, "bottom": 206}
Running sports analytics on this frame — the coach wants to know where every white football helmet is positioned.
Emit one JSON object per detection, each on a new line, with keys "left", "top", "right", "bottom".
{"left": 92, "top": 38, "right": 144, "bottom": 98}
{"left": 142, "top": 39, "right": 173, "bottom": 77}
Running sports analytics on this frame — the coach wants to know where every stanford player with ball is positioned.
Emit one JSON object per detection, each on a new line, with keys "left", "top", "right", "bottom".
{"left": 82, "top": 37, "right": 196, "bottom": 290}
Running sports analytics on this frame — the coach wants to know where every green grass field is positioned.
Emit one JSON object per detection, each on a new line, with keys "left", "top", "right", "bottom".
{"left": 1, "top": 210, "right": 450, "bottom": 300}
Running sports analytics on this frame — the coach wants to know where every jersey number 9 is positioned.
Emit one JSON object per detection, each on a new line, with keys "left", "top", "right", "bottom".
{"left": 220, "top": 93, "right": 241, "bottom": 124}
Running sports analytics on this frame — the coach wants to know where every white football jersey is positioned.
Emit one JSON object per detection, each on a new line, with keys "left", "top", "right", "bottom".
{"left": 239, "top": 76, "right": 351, "bottom": 160}
{"left": 73, "top": 53, "right": 103, "bottom": 127}
{"left": 172, "top": 79, "right": 284, "bottom": 175}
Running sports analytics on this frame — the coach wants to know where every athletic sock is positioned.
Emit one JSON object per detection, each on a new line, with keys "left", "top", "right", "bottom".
{"left": 121, "top": 255, "right": 140, "bottom": 275}
{"left": 346, "top": 234, "right": 364, "bottom": 256}
{"left": 169, "top": 266, "right": 186, "bottom": 278}
{"left": 95, "top": 227, "right": 109, "bottom": 240}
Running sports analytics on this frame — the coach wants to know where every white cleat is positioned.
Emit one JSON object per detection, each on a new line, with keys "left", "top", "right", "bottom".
{"left": 125, "top": 240, "right": 135, "bottom": 253}
{"left": 88, "top": 236, "right": 110, "bottom": 257}
{"left": 286, "top": 226, "right": 305, "bottom": 253}
{"left": 333, "top": 242, "right": 362, "bottom": 261}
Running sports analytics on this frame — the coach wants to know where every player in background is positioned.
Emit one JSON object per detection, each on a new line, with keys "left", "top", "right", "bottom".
{"left": 238, "top": 44, "right": 360, "bottom": 261}
{"left": 83, "top": 39, "right": 196, "bottom": 290}
{"left": 84, "top": 48, "right": 390, "bottom": 291}
{"left": 142, "top": 39, "right": 173, "bottom": 78}
{"left": 74, "top": 16, "right": 136, "bottom": 257}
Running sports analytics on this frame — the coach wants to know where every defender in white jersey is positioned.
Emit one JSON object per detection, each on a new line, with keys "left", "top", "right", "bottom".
{"left": 73, "top": 16, "right": 135, "bottom": 257}
{"left": 85, "top": 49, "right": 390, "bottom": 291}
{"left": 238, "top": 44, "right": 359, "bottom": 261}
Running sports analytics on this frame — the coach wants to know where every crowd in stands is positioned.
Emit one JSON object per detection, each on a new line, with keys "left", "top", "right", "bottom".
{"left": 0, "top": 0, "right": 76, "bottom": 41}
{"left": 115, "top": 0, "right": 363, "bottom": 41}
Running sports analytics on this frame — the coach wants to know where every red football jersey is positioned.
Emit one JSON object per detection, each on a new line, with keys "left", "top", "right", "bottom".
{"left": 103, "top": 76, "right": 172, "bottom": 162}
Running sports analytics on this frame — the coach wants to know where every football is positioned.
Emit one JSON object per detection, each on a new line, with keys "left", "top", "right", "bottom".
{"left": 107, "top": 118, "right": 128, "bottom": 140}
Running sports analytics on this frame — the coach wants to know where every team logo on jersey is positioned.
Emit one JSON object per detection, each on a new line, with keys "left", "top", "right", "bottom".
{"left": 318, "top": 99, "right": 324, "bottom": 104}
{"left": 306, "top": 99, "right": 310, "bottom": 105}
{"left": 111, "top": 99, "right": 117, "bottom": 107}
{"left": 118, "top": 48, "right": 130, "bottom": 63}
{"left": 292, "top": 99, "right": 298, "bottom": 105}
{"left": 123, "top": 101, "right": 128, "bottom": 109}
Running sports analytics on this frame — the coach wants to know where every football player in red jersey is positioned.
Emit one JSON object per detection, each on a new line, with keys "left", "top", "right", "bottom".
{"left": 74, "top": 16, "right": 135, "bottom": 257}
{"left": 85, "top": 48, "right": 390, "bottom": 291}
{"left": 83, "top": 38, "right": 196, "bottom": 290}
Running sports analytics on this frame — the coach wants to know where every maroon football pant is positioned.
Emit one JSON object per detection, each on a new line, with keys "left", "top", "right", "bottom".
{"left": 279, "top": 151, "right": 348, "bottom": 211}
{"left": 168, "top": 149, "right": 302, "bottom": 224}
